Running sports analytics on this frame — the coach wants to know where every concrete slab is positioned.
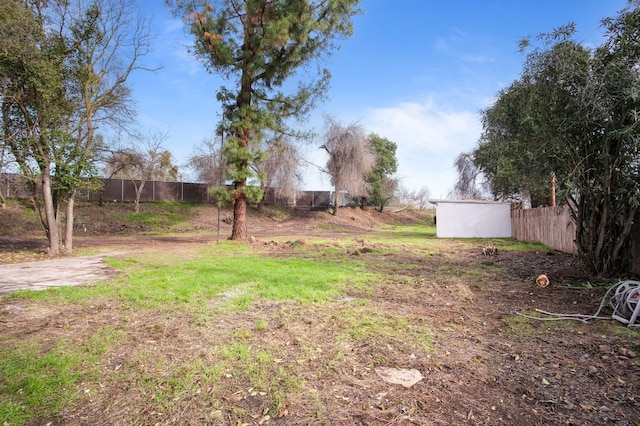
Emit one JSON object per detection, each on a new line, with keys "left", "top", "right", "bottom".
{"left": 0, "top": 252, "right": 125, "bottom": 295}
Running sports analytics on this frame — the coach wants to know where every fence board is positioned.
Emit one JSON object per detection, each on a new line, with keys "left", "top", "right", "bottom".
{"left": 511, "top": 207, "right": 577, "bottom": 254}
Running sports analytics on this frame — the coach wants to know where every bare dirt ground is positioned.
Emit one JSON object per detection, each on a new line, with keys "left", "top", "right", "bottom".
{"left": 1, "top": 202, "right": 639, "bottom": 425}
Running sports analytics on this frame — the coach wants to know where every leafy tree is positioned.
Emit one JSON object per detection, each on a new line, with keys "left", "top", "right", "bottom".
{"left": 467, "top": 3, "right": 640, "bottom": 276}
{"left": 104, "top": 132, "right": 178, "bottom": 213}
{"left": 365, "top": 134, "right": 398, "bottom": 212}
{"left": 320, "top": 119, "right": 375, "bottom": 216}
{"left": 0, "top": 0, "right": 152, "bottom": 254}
{"left": 1, "top": 0, "right": 71, "bottom": 253}
{"left": 169, "top": 0, "right": 361, "bottom": 240}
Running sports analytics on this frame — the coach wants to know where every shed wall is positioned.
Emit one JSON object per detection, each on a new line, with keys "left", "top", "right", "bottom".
{"left": 436, "top": 202, "right": 511, "bottom": 238}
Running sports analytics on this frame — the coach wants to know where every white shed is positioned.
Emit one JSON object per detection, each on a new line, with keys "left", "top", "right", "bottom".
{"left": 429, "top": 200, "right": 512, "bottom": 238}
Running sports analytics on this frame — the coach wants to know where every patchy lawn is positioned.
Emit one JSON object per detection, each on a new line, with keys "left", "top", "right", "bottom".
{"left": 1, "top": 203, "right": 639, "bottom": 425}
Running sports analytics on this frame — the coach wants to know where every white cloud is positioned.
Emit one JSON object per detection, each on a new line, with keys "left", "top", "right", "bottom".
{"left": 434, "top": 38, "right": 449, "bottom": 51}
{"left": 462, "top": 54, "right": 495, "bottom": 63}
{"left": 360, "top": 99, "right": 482, "bottom": 197}
{"left": 160, "top": 17, "right": 185, "bottom": 35}
{"left": 362, "top": 100, "right": 481, "bottom": 153}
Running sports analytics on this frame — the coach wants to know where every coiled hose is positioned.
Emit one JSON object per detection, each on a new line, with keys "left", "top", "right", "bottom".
{"left": 513, "top": 280, "right": 640, "bottom": 327}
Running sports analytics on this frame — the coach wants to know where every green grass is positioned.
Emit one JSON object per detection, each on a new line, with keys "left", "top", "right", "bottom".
{"left": 216, "top": 339, "right": 303, "bottom": 411}
{"left": 115, "top": 201, "right": 196, "bottom": 231}
{"left": 372, "top": 221, "right": 551, "bottom": 252}
{"left": 332, "top": 306, "right": 434, "bottom": 354}
{"left": 128, "top": 210, "right": 189, "bottom": 231}
{"left": 107, "top": 254, "right": 369, "bottom": 307}
{"left": 0, "top": 326, "right": 125, "bottom": 424}
{"left": 15, "top": 241, "right": 375, "bottom": 309}
{"left": 374, "top": 223, "right": 437, "bottom": 241}
{"left": 1, "top": 341, "right": 81, "bottom": 423}
{"left": 314, "top": 222, "right": 352, "bottom": 232}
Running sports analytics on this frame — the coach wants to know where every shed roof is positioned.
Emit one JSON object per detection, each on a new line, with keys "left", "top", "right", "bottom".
{"left": 428, "top": 199, "right": 511, "bottom": 205}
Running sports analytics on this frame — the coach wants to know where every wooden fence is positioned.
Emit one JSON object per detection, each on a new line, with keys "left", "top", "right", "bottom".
{"left": 511, "top": 206, "right": 578, "bottom": 255}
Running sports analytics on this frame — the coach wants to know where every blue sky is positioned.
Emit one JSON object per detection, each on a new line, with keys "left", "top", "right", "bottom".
{"left": 130, "top": 0, "right": 629, "bottom": 198}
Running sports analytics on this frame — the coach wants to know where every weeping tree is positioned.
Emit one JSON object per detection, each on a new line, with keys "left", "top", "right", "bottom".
{"left": 169, "top": 0, "right": 361, "bottom": 240}
{"left": 320, "top": 119, "right": 376, "bottom": 216}
{"left": 251, "top": 133, "right": 302, "bottom": 210}
{"left": 452, "top": 151, "right": 491, "bottom": 200}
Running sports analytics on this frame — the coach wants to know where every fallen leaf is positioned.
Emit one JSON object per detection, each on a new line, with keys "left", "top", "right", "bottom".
{"left": 278, "top": 407, "right": 289, "bottom": 418}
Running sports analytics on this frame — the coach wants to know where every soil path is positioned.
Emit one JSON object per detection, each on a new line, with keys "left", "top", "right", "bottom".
{"left": 0, "top": 252, "right": 125, "bottom": 295}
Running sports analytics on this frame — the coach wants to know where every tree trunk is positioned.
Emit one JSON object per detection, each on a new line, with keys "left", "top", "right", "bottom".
{"left": 256, "top": 188, "right": 265, "bottom": 212}
{"left": 231, "top": 185, "right": 247, "bottom": 240}
{"left": 227, "top": 13, "right": 255, "bottom": 240}
{"left": 0, "top": 174, "right": 5, "bottom": 210}
{"left": 64, "top": 190, "right": 76, "bottom": 253}
{"left": 133, "top": 180, "right": 144, "bottom": 213}
{"left": 41, "top": 172, "right": 61, "bottom": 256}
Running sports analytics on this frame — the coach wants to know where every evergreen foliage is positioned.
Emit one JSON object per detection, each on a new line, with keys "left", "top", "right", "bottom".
{"left": 170, "top": 0, "right": 361, "bottom": 239}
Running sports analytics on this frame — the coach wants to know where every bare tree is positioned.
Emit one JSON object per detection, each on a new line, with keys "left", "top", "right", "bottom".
{"left": 188, "top": 135, "right": 227, "bottom": 186}
{"left": 252, "top": 134, "right": 302, "bottom": 210}
{"left": 104, "top": 131, "right": 178, "bottom": 213}
{"left": 393, "top": 185, "right": 432, "bottom": 215}
{"left": 320, "top": 119, "right": 376, "bottom": 216}
{"left": 452, "top": 151, "right": 491, "bottom": 200}
{"left": 413, "top": 186, "right": 432, "bottom": 214}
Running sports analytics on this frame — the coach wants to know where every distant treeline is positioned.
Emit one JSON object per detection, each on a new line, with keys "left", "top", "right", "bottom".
{"left": 0, "top": 173, "right": 335, "bottom": 209}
